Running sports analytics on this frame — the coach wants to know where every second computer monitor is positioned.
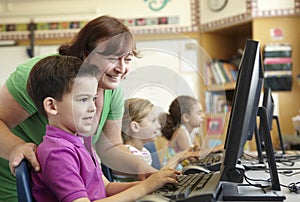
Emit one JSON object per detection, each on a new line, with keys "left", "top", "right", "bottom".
{"left": 259, "top": 87, "right": 285, "bottom": 155}
{"left": 221, "top": 39, "right": 264, "bottom": 182}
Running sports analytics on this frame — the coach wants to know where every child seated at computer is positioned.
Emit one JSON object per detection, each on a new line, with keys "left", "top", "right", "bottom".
{"left": 111, "top": 97, "right": 202, "bottom": 182}
{"left": 27, "top": 55, "right": 180, "bottom": 202}
{"left": 160, "top": 95, "right": 205, "bottom": 152}
{"left": 160, "top": 96, "right": 224, "bottom": 158}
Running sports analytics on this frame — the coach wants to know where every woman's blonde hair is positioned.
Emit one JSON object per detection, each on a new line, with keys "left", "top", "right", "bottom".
{"left": 122, "top": 98, "right": 154, "bottom": 143}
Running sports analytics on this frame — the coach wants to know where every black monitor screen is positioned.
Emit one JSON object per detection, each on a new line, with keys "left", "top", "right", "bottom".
{"left": 259, "top": 86, "right": 285, "bottom": 155}
{"left": 221, "top": 39, "right": 264, "bottom": 181}
{"left": 262, "top": 87, "right": 274, "bottom": 129}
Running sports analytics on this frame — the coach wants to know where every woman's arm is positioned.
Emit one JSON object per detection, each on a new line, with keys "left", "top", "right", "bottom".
{"left": 162, "top": 145, "right": 202, "bottom": 169}
{"left": 174, "top": 127, "right": 191, "bottom": 151}
{"left": 95, "top": 119, "right": 156, "bottom": 179}
{"left": 0, "top": 84, "right": 40, "bottom": 174}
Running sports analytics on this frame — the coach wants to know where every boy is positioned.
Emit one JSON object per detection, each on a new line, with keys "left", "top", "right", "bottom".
{"left": 26, "top": 55, "right": 179, "bottom": 202}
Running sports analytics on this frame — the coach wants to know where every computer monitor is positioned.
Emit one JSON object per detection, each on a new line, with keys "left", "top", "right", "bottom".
{"left": 256, "top": 87, "right": 285, "bottom": 162}
{"left": 221, "top": 39, "right": 264, "bottom": 183}
{"left": 262, "top": 87, "right": 274, "bottom": 130}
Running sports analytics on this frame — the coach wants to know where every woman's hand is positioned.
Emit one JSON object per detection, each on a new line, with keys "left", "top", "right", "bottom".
{"left": 136, "top": 171, "right": 156, "bottom": 181}
{"left": 9, "top": 142, "right": 40, "bottom": 175}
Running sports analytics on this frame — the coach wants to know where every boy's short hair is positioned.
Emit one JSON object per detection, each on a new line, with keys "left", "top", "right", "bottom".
{"left": 26, "top": 55, "right": 99, "bottom": 117}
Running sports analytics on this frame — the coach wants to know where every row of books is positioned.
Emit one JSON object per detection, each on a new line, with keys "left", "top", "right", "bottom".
{"left": 205, "top": 60, "right": 238, "bottom": 85}
{"left": 205, "top": 91, "right": 231, "bottom": 113}
{"left": 263, "top": 43, "right": 292, "bottom": 91}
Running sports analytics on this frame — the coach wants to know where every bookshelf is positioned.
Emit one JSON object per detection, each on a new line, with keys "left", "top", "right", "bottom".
{"left": 199, "top": 16, "right": 300, "bottom": 151}
{"left": 208, "top": 82, "right": 236, "bottom": 91}
{"left": 199, "top": 22, "right": 252, "bottom": 149}
{"left": 263, "top": 43, "right": 293, "bottom": 91}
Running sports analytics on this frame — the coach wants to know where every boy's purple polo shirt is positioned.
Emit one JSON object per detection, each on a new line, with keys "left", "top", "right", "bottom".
{"left": 32, "top": 125, "right": 106, "bottom": 202}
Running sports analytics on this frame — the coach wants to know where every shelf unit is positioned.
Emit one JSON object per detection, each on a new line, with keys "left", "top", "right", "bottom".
{"left": 199, "top": 21, "right": 252, "bottom": 149}
{"left": 200, "top": 16, "right": 300, "bottom": 151}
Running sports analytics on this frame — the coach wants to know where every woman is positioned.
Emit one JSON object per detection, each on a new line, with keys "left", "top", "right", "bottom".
{"left": 0, "top": 15, "right": 155, "bottom": 201}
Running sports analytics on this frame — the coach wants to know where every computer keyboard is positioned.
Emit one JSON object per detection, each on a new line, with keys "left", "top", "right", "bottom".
{"left": 191, "top": 152, "right": 223, "bottom": 171}
{"left": 147, "top": 172, "right": 222, "bottom": 202}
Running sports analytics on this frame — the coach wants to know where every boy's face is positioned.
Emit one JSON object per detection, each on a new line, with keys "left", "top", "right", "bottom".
{"left": 55, "top": 76, "right": 98, "bottom": 135}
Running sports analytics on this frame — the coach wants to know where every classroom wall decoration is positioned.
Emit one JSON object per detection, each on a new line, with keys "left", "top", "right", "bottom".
{"left": 0, "top": 0, "right": 200, "bottom": 40}
{"left": 1, "top": 0, "right": 300, "bottom": 40}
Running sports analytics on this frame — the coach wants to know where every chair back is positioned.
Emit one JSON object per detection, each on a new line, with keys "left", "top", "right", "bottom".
{"left": 144, "top": 142, "right": 161, "bottom": 169}
{"left": 15, "top": 159, "right": 33, "bottom": 202}
{"left": 101, "top": 163, "right": 113, "bottom": 182}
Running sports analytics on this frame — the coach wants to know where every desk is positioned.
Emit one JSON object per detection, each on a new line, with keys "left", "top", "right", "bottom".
{"left": 283, "top": 135, "right": 300, "bottom": 150}
{"left": 138, "top": 153, "right": 300, "bottom": 202}
{"left": 217, "top": 157, "right": 300, "bottom": 201}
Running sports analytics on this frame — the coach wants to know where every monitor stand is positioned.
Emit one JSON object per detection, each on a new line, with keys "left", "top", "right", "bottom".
{"left": 261, "top": 115, "right": 286, "bottom": 160}
{"left": 273, "top": 115, "right": 286, "bottom": 155}
{"left": 222, "top": 107, "right": 285, "bottom": 201}
{"left": 254, "top": 123, "right": 264, "bottom": 164}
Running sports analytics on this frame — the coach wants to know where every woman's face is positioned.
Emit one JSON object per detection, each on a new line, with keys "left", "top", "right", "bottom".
{"left": 85, "top": 40, "right": 134, "bottom": 90}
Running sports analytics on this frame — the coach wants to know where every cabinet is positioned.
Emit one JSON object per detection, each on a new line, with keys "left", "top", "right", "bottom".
{"left": 199, "top": 17, "right": 300, "bottom": 151}
{"left": 263, "top": 43, "right": 293, "bottom": 91}
{"left": 199, "top": 22, "right": 252, "bottom": 149}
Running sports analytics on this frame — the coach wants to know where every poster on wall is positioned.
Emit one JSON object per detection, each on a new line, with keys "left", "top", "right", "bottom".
{"left": 206, "top": 117, "right": 224, "bottom": 136}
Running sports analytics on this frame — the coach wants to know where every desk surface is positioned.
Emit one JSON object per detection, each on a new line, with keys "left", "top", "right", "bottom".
{"left": 232, "top": 155, "right": 300, "bottom": 202}
{"left": 138, "top": 152, "right": 300, "bottom": 202}
{"left": 283, "top": 135, "right": 300, "bottom": 144}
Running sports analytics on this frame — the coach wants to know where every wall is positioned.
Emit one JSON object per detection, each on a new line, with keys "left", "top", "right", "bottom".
{"left": 0, "top": 45, "right": 59, "bottom": 84}
{"left": 1, "top": 0, "right": 300, "bottom": 147}
{"left": 121, "top": 38, "right": 200, "bottom": 112}
{"left": 0, "top": 39, "right": 200, "bottom": 112}
{"left": 253, "top": 16, "right": 300, "bottom": 136}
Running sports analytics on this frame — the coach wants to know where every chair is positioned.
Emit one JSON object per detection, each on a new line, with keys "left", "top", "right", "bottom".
{"left": 101, "top": 163, "right": 113, "bottom": 182}
{"left": 15, "top": 159, "right": 33, "bottom": 202}
{"left": 101, "top": 142, "right": 161, "bottom": 182}
{"left": 144, "top": 142, "right": 161, "bottom": 169}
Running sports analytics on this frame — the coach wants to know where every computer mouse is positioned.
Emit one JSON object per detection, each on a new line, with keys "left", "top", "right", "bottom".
{"left": 182, "top": 165, "right": 211, "bottom": 175}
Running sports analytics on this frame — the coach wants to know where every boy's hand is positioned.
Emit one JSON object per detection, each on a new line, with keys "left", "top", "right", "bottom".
{"left": 143, "top": 168, "right": 181, "bottom": 193}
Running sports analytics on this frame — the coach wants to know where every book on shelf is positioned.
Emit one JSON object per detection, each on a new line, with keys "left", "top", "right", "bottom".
{"left": 263, "top": 57, "right": 292, "bottom": 71}
{"left": 264, "top": 44, "right": 292, "bottom": 51}
{"left": 208, "top": 62, "right": 222, "bottom": 84}
{"left": 205, "top": 63, "right": 215, "bottom": 85}
{"left": 264, "top": 63, "right": 292, "bottom": 71}
{"left": 222, "top": 62, "right": 238, "bottom": 81}
{"left": 263, "top": 43, "right": 292, "bottom": 58}
{"left": 205, "top": 60, "right": 238, "bottom": 85}
{"left": 213, "top": 61, "right": 227, "bottom": 83}
{"left": 263, "top": 57, "right": 292, "bottom": 64}
{"left": 205, "top": 91, "right": 228, "bottom": 113}
{"left": 263, "top": 43, "right": 293, "bottom": 91}
{"left": 264, "top": 70, "right": 292, "bottom": 78}
{"left": 263, "top": 51, "right": 291, "bottom": 58}
{"left": 264, "top": 76, "right": 292, "bottom": 91}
